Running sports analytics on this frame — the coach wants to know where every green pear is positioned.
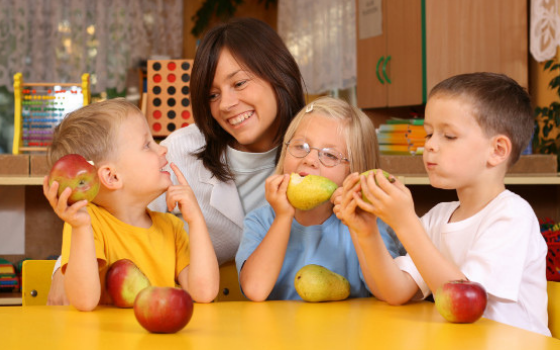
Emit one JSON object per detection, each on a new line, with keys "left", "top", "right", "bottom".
{"left": 360, "top": 169, "right": 395, "bottom": 203}
{"left": 286, "top": 173, "right": 338, "bottom": 211}
{"left": 294, "top": 264, "right": 350, "bottom": 302}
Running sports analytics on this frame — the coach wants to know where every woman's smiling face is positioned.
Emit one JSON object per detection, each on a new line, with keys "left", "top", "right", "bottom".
{"left": 209, "top": 48, "right": 279, "bottom": 153}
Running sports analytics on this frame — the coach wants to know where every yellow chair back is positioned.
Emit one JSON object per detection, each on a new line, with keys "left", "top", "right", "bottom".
{"left": 548, "top": 281, "right": 560, "bottom": 338}
{"left": 21, "top": 259, "right": 244, "bottom": 304}
{"left": 215, "top": 261, "right": 246, "bottom": 302}
{"left": 22, "top": 260, "right": 56, "bottom": 306}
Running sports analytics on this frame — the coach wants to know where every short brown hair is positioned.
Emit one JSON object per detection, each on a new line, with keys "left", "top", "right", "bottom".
{"left": 429, "top": 72, "right": 533, "bottom": 166}
{"left": 191, "top": 17, "right": 306, "bottom": 182}
{"left": 48, "top": 98, "right": 141, "bottom": 167}
{"left": 276, "top": 96, "right": 380, "bottom": 174}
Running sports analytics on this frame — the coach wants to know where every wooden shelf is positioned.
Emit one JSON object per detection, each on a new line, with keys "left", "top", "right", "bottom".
{"left": 2, "top": 175, "right": 560, "bottom": 186}
{"left": 398, "top": 174, "right": 560, "bottom": 185}
{"left": 0, "top": 292, "right": 22, "bottom": 306}
{"left": 0, "top": 176, "right": 44, "bottom": 185}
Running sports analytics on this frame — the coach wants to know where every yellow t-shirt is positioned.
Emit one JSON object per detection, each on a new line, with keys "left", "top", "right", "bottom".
{"left": 61, "top": 204, "right": 190, "bottom": 305}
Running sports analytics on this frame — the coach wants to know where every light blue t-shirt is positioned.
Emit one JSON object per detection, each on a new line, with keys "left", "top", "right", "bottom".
{"left": 235, "top": 205, "right": 405, "bottom": 300}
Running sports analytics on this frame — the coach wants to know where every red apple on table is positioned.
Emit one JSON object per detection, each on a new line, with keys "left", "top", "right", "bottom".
{"left": 134, "top": 286, "right": 194, "bottom": 333}
{"left": 435, "top": 279, "right": 488, "bottom": 323}
{"left": 106, "top": 259, "right": 151, "bottom": 308}
{"left": 48, "top": 154, "right": 100, "bottom": 205}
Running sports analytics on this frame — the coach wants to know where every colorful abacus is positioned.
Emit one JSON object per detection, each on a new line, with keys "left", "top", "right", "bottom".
{"left": 145, "top": 59, "right": 194, "bottom": 137}
{"left": 12, "top": 73, "right": 90, "bottom": 154}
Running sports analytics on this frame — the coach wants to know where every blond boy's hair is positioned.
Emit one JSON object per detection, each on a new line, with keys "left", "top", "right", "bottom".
{"left": 276, "top": 96, "right": 380, "bottom": 174}
{"left": 48, "top": 98, "right": 142, "bottom": 167}
{"left": 429, "top": 72, "right": 533, "bottom": 166}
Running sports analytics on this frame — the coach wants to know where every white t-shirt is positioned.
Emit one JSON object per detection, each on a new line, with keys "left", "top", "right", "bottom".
{"left": 395, "top": 190, "right": 550, "bottom": 336}
{"left": 227, "top": 146, "right": 277, "bottom": 215}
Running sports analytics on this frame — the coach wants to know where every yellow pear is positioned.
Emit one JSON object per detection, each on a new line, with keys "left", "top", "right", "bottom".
{"left": 286, "top": 173, "right": 338, "bottom": 210}
{"left": 294, "top": 264, "right": 350, "bottom": 302}
{"left": 360, "top": 169, "right": 395, "bottom": 203}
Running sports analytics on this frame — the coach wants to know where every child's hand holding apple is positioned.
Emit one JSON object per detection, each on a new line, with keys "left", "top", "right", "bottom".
{"left": 44, "top": 154, "right": 100, "bottom": 228}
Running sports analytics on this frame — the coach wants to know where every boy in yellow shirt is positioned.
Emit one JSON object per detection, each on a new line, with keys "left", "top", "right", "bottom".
{"left": 43, "top": 98, "right": 219, "bottom": 311}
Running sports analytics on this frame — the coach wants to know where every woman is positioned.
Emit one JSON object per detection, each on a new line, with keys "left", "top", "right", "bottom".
{"left": 150, "top": 17, "right": 306, "bottom": 264}
{"left": 48, "top": 18, "right": 306, "bottom": 304}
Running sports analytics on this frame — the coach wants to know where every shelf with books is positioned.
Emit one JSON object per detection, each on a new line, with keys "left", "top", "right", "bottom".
{"left": 377, "top": 119, "right": 426, "bottom": 156}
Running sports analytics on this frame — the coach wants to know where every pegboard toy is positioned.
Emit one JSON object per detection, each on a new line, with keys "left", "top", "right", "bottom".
{"left": 145, "top": 59, "right": 194, "bottom": 137}
{"left": 12, "top": 73, "right": 90, "bottom": 155}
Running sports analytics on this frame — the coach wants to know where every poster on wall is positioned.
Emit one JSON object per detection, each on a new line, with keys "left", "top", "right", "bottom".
{"left": 358, "top": 0, "right": 382, "bottom": 40}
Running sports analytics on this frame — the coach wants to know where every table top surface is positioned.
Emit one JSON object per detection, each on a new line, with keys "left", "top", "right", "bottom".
{"left": 0, "top": 298, "right": 558, "bottom": 350}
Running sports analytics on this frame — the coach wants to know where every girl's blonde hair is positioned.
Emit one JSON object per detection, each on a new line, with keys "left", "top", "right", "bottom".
{"left": 48, "top": 98, "right": 142, "bottom": 167}
{"left": 275, "top": 96, "right": 380, "bottom": 174}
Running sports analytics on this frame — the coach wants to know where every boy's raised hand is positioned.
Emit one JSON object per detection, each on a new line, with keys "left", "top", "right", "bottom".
{"left": 43, "top": 176, "right": 91, "bottom": 228}
{"left": 166, "top": 163, "right": 203, "bottom": 224}
{"left": 265, "top": 174, "right": 295, "bottom": 218}
{"left": 358, "top": 170, "right": 415, "bottom": 231}
{"left": 334, "top": 173, "right": 378, "bottom": 236}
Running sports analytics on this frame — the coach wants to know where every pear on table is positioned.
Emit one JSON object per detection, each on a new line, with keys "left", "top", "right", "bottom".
{"left": 287, "top": 173, "right": 338, "bottom": 210}
{"left": 294, "top": 264, "right": 350, "bottom": 302}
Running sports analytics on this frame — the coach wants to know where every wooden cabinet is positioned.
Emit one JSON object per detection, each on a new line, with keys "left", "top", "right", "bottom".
{"left": 356, "top": 0, "right": 528, "bottom": 109}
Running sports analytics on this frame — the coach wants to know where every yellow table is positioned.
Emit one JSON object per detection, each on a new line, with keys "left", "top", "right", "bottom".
{"left": 0, "top": 298, "right": 558, "bottom": 349}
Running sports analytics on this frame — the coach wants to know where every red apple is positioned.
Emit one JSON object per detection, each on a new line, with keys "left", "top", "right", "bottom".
{"left": 134, "top": 286, "right": 194, "bottom": 333}
{"left": 106, "top": 259, "right": 151, "bottom": 308}
{"left": 48, "top": 154, "right": 100, "bottom": 205}
{"left": 435, "top": 279, "right": 488, "bottom": 323}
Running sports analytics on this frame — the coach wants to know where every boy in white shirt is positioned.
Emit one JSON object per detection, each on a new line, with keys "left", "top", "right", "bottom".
{"left": 334, "top": 72, "right": 550, "bottom": 336}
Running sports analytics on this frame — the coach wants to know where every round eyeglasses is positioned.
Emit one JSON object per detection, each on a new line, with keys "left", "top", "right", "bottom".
{"left": 285, "top": 141, "right": 349, "bottom": 167}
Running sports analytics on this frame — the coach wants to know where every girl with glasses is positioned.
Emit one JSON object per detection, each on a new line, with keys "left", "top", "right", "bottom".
{"left": 236, "top": 96, "right": 405, "bottom": 301}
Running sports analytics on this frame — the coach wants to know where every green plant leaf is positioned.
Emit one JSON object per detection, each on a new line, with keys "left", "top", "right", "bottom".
{"left": 191, "top": 0, "right": 244, "bottom": 38}
{"left": 544, "top": 124, "right": 553, "bottom": 137}
{"left": 549, "top": 76, "right": 560, "bottom": 90}
{"left": 258, "top": 0, "right": 277, "bottom": 9}
{"left": 190, "top": 0, "right": 275, "bottom": 38}
{"left": 545, "top": 59, "right": 555, "bottom": 70}
{"left": 535, "top": 107, "right": 542, "bottom": 116}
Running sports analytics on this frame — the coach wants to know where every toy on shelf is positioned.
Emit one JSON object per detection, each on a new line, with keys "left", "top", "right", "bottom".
{"left": 0, "top": 259, "right": 19, "bottom": 292}
{"left": 377, "top": 118, "right": 426, "bottom": 156}
{"left": 145, "top": 59, "right": 194, "bottom": 137}
{"left": 12, "top": 73, "right": 90, "bottom": 155}
{"left": 540, "top": 217, "right": 560, "bottom": 281}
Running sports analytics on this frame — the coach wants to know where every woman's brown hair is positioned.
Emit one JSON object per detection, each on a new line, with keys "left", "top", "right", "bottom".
{"left": 191, "top": 17, "right": 306, "bottom": 182}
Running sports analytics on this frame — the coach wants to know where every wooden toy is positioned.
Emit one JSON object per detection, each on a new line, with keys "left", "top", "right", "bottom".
{"left": 12, "top": 73, "right": 90, "bottom": 154}
{"left": 145, "top": 59, "right": 194, "bottom": 137}
{"left": 0, "top": 262, "right": 19, "bottom": 292}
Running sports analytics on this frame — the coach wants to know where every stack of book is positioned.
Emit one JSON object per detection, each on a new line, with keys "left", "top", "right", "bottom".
{"left": 0, "top": 263, "right": 19, "bottom": 292}
{"left": 377, "top": 119, "right": 426, "bottom": 155}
